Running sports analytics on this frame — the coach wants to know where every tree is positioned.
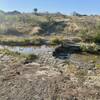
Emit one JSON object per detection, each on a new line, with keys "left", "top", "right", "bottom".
{"left": 33, "top": 8, "right": 38, "bottom": 15}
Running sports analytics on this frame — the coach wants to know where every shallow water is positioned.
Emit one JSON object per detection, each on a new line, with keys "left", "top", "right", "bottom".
{"left": 0, "top": 45, "right": 55, "bottom": 55}
{"left": 0, "top": 45, "right": 100, "bottom": 65}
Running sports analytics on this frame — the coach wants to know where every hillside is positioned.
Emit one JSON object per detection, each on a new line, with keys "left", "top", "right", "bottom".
{"left": 0, "top": 11, "right": 100, "bottom": 38}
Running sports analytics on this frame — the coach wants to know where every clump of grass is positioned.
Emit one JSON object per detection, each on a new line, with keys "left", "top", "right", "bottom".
{"left": 0, "top": 49, "right": 38, "bottom": 63}
{"left": 0, "top": 49, "right": 21, "bottom": 56}
{"left": 50, "top": 36, "right": 64, "bottom": 45}
{"left": 31, "top": 37, "right": 45, "bottom": 45}
{"left": 79, "top": 29, "right": 94, "bottom": 42}
{"left": 24, "top": 54, "right": 38, "bottom": 63}
{"left": 95, "top": 64, "right": 100, "bottom": 68}
{"left": 0, "top": 35, "right": 67, "bottom": 46}
{"left": 80, "top": 42, "right": 99, "bottom": 53}
{"left": 0, "top": 35, "right": 46, "bottom": 46}
{"left": 50, "top": 38, "right": 61, "bottom": 45}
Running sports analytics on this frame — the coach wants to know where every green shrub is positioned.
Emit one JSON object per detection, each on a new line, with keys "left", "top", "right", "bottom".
{"left": 50, "top": 37, "right": 62, "bottom": 45}
{"left": 79, "top": 29, "right": 88, "bottom": 37}
{"left": 95, "top": 64, "right": 100, "bottom": 68}
{"left": 23, "top": 54, "right": 38, "bottom": 64}
{"left": 80, "top": 43, "right": 99, "bottom": 53}
{"left": 94, "top": 33, "right": 100, "bottom": 43}
{"left": 25, "top": 54, "right": 37, "bottom": 61}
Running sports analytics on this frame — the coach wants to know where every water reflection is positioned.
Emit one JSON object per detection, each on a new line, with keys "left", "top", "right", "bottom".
{"left": 3, "top": 45, "right": 55, "bottom": 55}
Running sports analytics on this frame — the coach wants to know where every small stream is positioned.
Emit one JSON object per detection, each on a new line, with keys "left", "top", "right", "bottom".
{"left": 0, "top": 45, "right": 55, "bottom": 55}
{"left": 0, "top": 45, "right": 100, "bottom": 67}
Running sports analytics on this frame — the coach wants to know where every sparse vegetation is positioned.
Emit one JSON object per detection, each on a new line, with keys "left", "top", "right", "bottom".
{"left": 95, "top": 64, "right": 100, "bottom": 68}
{"left": 94, "top": 32, "right": 100, "bottom": 43}
{"left": 80, "top": 42, "right": 100, "bottom": 53}
{"left": 50, "top": 36, "right": 63, "bottom": 45}
{"left": 0, "top": 10, "right": 100, "bottom": 100}
{"left": 0, "top": 35, "right": 46, "bottom": 46}
{"left": 0, "top": 11, "right": 100, "bottom": 45}
{"left": 24, "top": 54, "right": 38, "bottom": 64}
{"left": 0, "top": 48, "right": 21, "bottom": 56}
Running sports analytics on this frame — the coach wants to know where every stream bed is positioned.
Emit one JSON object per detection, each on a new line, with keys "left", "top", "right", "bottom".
{"left": 0, "top": 45, "right": 55, "bottom": 55}
{"left": 0, "top": 45, "right": 100, "bottom": 67}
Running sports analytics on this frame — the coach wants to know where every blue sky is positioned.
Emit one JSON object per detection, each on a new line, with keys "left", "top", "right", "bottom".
{"left": 0, "top": 0, "right": 100, "bottom": 14}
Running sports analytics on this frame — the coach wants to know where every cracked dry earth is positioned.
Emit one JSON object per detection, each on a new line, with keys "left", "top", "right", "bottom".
{"left": 0, "top": 52, "right": 100, "bottom": 100}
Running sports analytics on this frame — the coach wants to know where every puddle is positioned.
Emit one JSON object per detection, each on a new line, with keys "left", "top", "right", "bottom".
{"left": 0, "top": 45, "right": 55, "bottom": 55}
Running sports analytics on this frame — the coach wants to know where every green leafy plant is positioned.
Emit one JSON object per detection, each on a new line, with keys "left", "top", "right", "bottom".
{"left": 80, "top": 43, "right": 99, "bottom": 53}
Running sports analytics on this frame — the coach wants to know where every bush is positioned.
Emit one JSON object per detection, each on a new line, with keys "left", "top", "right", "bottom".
{"left": 94, "top": 33, "right": 100, "bottom": 43}
{"left": 23, "top": 54, "right": 38, "bottom": 64}
{"left": 50, "top": 37, "right": 62, "bottom": 45}
{"left": 95, "top": 64, "right": 100, "bottom": 68}
{"left": 80, "top": 43, "right": 99, "bottom": 53}
{"left": 25, "top": 54, "right": 37, "bottom": 61}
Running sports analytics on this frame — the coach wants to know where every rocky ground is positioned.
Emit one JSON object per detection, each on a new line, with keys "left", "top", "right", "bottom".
{"left": 0, "top": 50, "right": 100, "bottom": 100}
